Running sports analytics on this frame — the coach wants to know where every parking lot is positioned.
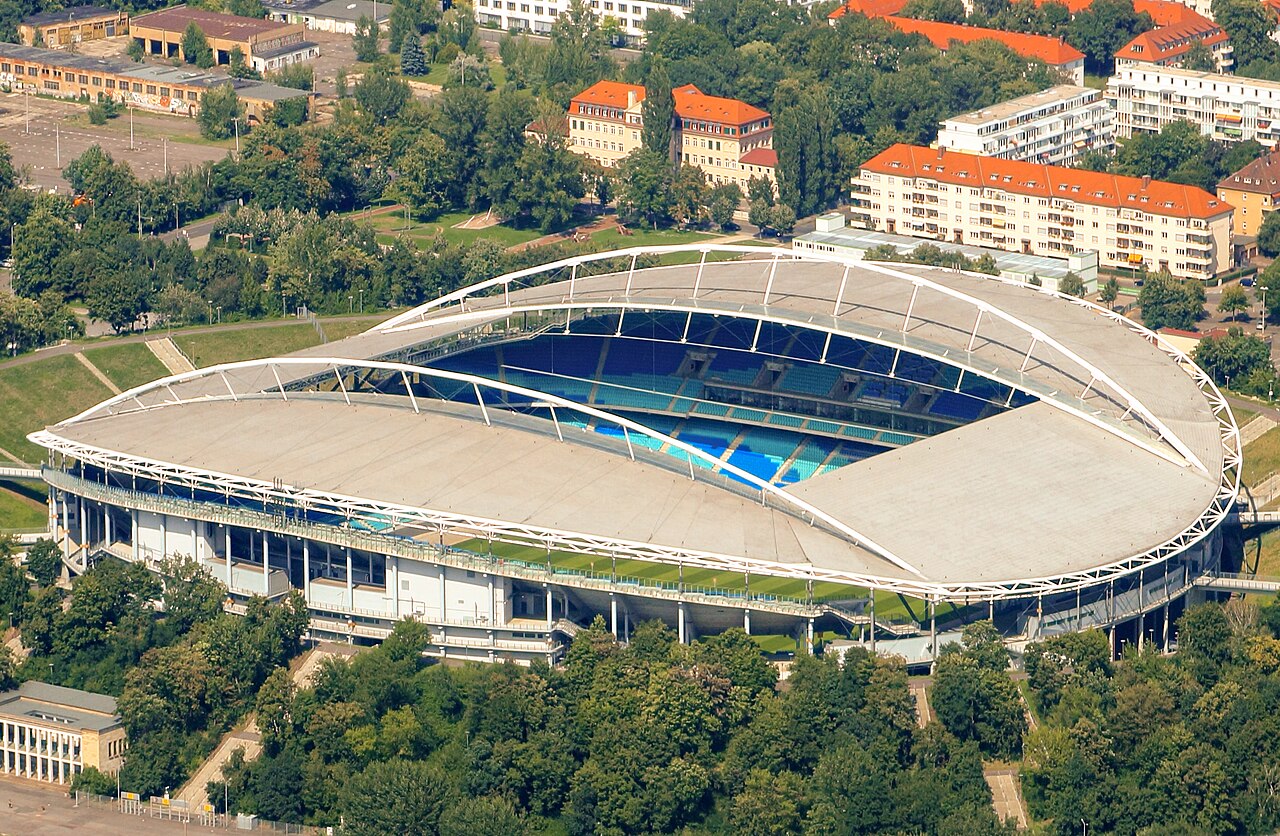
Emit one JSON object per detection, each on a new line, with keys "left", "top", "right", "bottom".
{"left": 0, "top": 93, "right": 231, "bottom": 191}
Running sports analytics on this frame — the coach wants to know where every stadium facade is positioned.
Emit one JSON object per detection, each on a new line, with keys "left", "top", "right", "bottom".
{"left": 32, "top": 246, "right": 1241, "bottom": 664}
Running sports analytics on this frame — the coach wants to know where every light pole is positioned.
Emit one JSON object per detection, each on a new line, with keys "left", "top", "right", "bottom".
{"left": 358, "top": 288, "right": 364, "bottom": 313}
{"left": 282, "top": 290, "right": 287, "bottom": 318}
{"left": 128, "top": 105, "right": 134, "bottom": 151}
{"left": 207, "top": 300, "right": 213, "bottom": 325}
{"left": 216, "top": 305, "right": 222, "bottom": 324}
{"left": 232, "top": 116, "right": 240, "bottom": 157}
{"left": 24, "top": 90, "right": 29, "bottom": 135}
{"left": 1262, "top": 285, "right": 1269, "bottom": 332}
{"left": 348, "top": 294, "right": 353, "bottom": 314}
{"left": 55, "top": 119, "right": 60, "bottom": 169}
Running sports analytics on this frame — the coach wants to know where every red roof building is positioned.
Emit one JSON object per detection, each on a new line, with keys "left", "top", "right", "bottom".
{"left": 882, "top": 17, "right": 1086, "bottom": 82}
{"left": 1115, "top": 0, "right": 1232, "bottom": 71}
{"left": 855, "top": 144, "right": 1234, "bottom": 279}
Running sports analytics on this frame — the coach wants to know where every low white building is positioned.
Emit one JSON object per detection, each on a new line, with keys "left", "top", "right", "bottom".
{"left": 475, "top": 0, "right": 690, "bottom": 42}
{"left": 269, "top": 0, "right": 390, "bottom": 35}
{"left": 1106, "top": 65, "right": 1280, "bottom": 148}
{"left": 795, "top": 212, "right": 1100, "bottom": 294}
{"left": 936, "top": 85, "right": 1115, "bottom": 168}
{"left": 0, "top": 682, "right": 126, "bottom": 785}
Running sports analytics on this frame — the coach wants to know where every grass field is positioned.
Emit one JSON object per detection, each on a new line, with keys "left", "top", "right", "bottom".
{"left": 174, "top": 317, "right": 382, "bottom": 367}
{"left": 84, "top": 343, "right": 170, "bottom": 391}
{"left": 453, "top": 537, "right": 940, "bottom": 624}
{"left": 592, "top": 227, "right": 719, "bottom": 250}
{"left": 0, "top": 482, "right": 47, "bottom": 530}
{"left": 0, "top": 354, "right": 114, "bottom": 462}
{"left": 368, "top": 211, "right": 549, "bottom": 248}
{"left": 1243, "top": 424, "right": 1280, "bottom": 486}
{"left": 1230, "top": 402, "right": 1258, "bottom": 428}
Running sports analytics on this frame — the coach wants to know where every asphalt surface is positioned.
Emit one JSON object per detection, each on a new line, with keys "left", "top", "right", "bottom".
{"left": 0, "top": 778, "right": 221, "bottom": 835}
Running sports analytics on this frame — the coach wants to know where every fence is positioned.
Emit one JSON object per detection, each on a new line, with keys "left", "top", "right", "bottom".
{"left": 73, "top": 790, "right": 328, "bottom": 833}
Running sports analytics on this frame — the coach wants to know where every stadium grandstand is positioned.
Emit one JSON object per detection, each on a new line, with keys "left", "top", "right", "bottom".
{"left": 30, "top": 246, "right": 1240, "bottom": 665}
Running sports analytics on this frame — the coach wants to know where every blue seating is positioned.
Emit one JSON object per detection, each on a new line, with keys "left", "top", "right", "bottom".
{"left": 730, "top": 407, "right": 767, "bottom": 423}
{"left": 707, "top": 318, "right": 756, "bottom": 350}
{"left": 930, "top": 392, "right": 985, "bottom": 421}
{"left": 780, "top": 437, "right": 840, "bottom": 484}
{"left": 779, "top": 363, "right": 841, "bottom": 398}
{"left": 594, "top": 385, "right": 672, "bottom": 411}
{"left": 896, "top": 353, "right": 938, "bottom": 384}
{"left": 788, "top": 330, "right": 826, "bottom": 362}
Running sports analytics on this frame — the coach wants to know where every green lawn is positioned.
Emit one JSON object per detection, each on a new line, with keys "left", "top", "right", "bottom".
{"left": 0, "top": 483, "right": 47, "bottom": 530}
{"left": 0, "top": 355, "right": 115, "bottom": 462}
{"left": 175, "top": 323, "right": 324, "bottom": 367}
{"left": 1231, "top": 402, "right": 1258, "bottom": 428}
{"left": 367, "top": 211, "right": 547, "bottom": 248}
{"left": 83, "top": 343, "right": 169, "bottom": 392}
{"left": 1243, "top": 424, "right": 1280, "bottom": 486}
{"left": 591, "top": 227, "right": 719, "bottom": 250}
{"left": 454, "top": 537, "right": 935, "bottom": 624}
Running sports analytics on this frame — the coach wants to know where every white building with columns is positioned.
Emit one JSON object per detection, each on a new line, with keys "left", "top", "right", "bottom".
{"left": 0, "top": 681, "right": 125, "bottom": 785}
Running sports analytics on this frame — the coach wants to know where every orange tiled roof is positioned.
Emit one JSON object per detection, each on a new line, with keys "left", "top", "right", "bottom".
{"left": 740, "top": 147, "right": 778, "bottom": 167}
{"left": 884, "top": 17, "right": 1085, "bottom": 64}
{"left": 1132, "top": 0, "right": 1199, "bottom": 25}
{"left": 1218, "top": 152, "right": 1280, "bottom": 196}
{"left": 1034, "top": 0, "right": 1094, "bottom": 13}
{"left": 570, "top": 80, "right": 645, "bottom": 113}
{"left": 827, "top": 0, "right": 909, "bottom": 20}
{"left": 673, "top": 84, "right": 769, "bottom": 127}
{"left": 862, "top": 144, "right": 1232, "bottom": 219}
{"left": 1115, "top": 2, "right": 1226, "bottom": 64}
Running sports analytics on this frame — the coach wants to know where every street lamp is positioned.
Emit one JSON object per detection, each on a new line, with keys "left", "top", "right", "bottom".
{"left": 207, "top": 300, "right": 214, "bottom": 325}
{"left": 1261, "top": 285, "right": 1270, "bottom": 331}
{"left": 216, "top": 305, "right": 222, "bottom": 324}
{"left": 348, "top": 294, "right": 353, "bottom": 314}
{"left": 358, "top": 288, "right": 364, "bottom": 313}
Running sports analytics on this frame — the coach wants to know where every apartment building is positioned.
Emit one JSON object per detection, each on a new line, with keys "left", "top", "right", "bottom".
{"left": 937, "top": 85, "right": 1115, "bottom": 167}
{"left": 474, "top": 0, "right": 690, "bottom": 43}
{"left": 0, "top": 682, "right": 125, "bottom": 785}
{"left": 854, "top": 144, "right": 1234, "bottom": 280}
{"left": 1217, "top": 153, "right": 1280, "bottom": 236}
{"left": 1106, "top": 65, "right": 1280, "bottom": 147}
{"left": 1115, "top": 1, "right": 1232, "bottom": 72}
{"left": 567, "top": 81, "right": 777, "bottom": 191}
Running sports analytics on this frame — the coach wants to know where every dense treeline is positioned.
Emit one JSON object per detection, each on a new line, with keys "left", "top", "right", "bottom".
{"left": 1019, "top": 600, "right": 1280, "bottom": 833}
{"left": 1, "top": 549, "right": 308, "bottom": 799}
{"left": 215, "top": 616, "right": 1014, "bottom": 834}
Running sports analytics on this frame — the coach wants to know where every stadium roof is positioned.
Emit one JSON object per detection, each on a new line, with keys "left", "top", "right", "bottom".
{"left": 34, "top": 247, "right": 1239, "bottom": 600}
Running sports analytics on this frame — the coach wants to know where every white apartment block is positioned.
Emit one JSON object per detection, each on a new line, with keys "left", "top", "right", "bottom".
{"left": 936, "top": 85, "right": 1115, "bottom": 168}
{"left": 474, "top": 0, "right": 689, "bottom": 42}
{"left": 855, "top": 144, "right": 1234, "bottom": 281}
{"left": 0, "top": 681, "right": 126, "bottom": 785}
{"left": 1106, "top": 65, "right": 1280, "bottom": 148}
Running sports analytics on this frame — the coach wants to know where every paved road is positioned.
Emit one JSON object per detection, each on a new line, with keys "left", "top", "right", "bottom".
{"left": 0, "top": 778, "right": 213, "bottom": 835}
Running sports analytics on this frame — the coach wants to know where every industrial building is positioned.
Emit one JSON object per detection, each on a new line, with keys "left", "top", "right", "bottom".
{"left": 131, "top": 6, "right": 318, "bottom": 73}
{"left": 18, "top": 5, "right": 129, "bottom": 49}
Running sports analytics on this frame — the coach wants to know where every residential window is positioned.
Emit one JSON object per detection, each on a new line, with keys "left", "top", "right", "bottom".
{"left": 78, "top": 74, "right": 88, "bottom": 83}
{"left": 146, "top": 84, "right": 156, "bottom": 94}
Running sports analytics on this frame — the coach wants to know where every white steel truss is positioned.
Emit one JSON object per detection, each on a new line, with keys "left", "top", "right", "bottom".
{"left": 375, "top": 244, "right": 1209, "bottom": 474}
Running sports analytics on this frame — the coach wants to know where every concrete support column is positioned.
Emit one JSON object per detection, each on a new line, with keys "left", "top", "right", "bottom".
{"left": 439, "top": 564, "right": 447, "bottom": 623}
{"left": 302, "top": 539, "right": 310, "bottom": 604}
{"left": 806, "top": 618, "right": 814, "bottom": 653}
{"left": 104, "top": 507, "right": 113, "bottom": 547}
{"left": 623, "top": 605, "right": 629, "bottom": 642}
{"left": 743, "top": 609, "right": 751, "bottom": 634}
{"left": 158, "top": 514, "right": 167, "bottom": 560}
{"left": 678, "top": 601, "right": 686, "bottom": 644}
{"left": 192, "top": 518, "right": 200, "bottom": 561}
{"left": 929, "top": 599, "right": 938, "bottom": 671}
{"left": 1162, "top": 603, "right": 1169, "bottom": 648}
{"left": 488, "top": 575, "right": 495, "bottom": 625}
{"left": 60, "top": 493, "right": 69, "bottom": 557}
{"left": 262, "top": 532, "right": 269, "bottom": 595}
{"left": 345, "top": 547, "right": 354, "bottom": 611}
{"left": 545, "top": 586, "right": 553, "bottom": 629}
{"left": 610, "top": 593, "right": 617, "bottom": 637}
{"left": 869, "top": 593, "right": 876, "bottom": 654}
{"left": 131, "top": 510, "right": 139, "bottom": 562}
{"left": 390, "top": 556, "right": 399, "bottom": 619}
{"left": 78, "top": 496, "right": 86, "bottom": 548}
{"left": 1138, "top": 612, "right": 1145, "bottom": 653}
{"left": 225, "top": 526, "right": 232, "bottom": 589}
{"left": 1109, "top": 624, "right": 1116, "bottom": 658}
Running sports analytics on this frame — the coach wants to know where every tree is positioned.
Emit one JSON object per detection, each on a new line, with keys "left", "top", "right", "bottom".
{"left": 181, "top": 22, "right": 214, "bottom": 68}
{"left": 353, "top": 70, "right": 410, "bottom": 125}
{"left": 340, "top": 759, "right": 450, "bottom": 835}
{"left": 1138, "top": 270, "right": 1203, "bottom": 331}
{"left": 1218, "top": 284, "right": 1249, "bottom": 321}
{"left": 268, "top": 96, "right": 308, "bottom": 129}
{"left": 86, "top": 268, "right": 149, "bottom": 333}
{"left": 1178, "top": 603, "right": 1233, "bottom": 686}
{"left": 439, "top": 796, "right": 524, "bottom": 836}
{"left": 1212, "top": 0, "right": 1279, "bottom": 72}
{"left": 227, "top": 46, "right": 260, "bottom": 80}
{"left": 1067, "top": 0, "right": 1151, "bottom": 74}
{"left": 931, "top": 654, "right": 1027, "bottom": 759}
{"left": 393, "top": 131, "right": 451, "bottom": 220}
{"left": 617, "top": 149, "right": 674, "bottom": 227}
{"left": 401, "top": 33, "right": 428, "bottom": 76}
{"left": 1194, "top": 328, "right": 1274, "bottom": 389}
{"left": 1099, "top": 277, "right": 1120, "bottom": 308}
{"left": 266, "top": 63, "right": 314, "bottom": 91}
{"left": 709, "top": 183, "right": 742, "bottom": 230}
{"left": 352, "top": 15, "right": 381, "bottom": 63}
{"left": 25, "top": 539, "right": 61, "bottom": 588}
{"left": 1057, "top": 272, "right": 1085, "bottom": 298}
{"left": 1258, "top": 210, "right": 1280, "bottom": 258}
{"left": 642, "top": 57, "right": 674, "bottom": 159}
{"left": 774, "top": 84, "right": 840, "bottom": 217}
{"left": 198, "top": 84, "right": 244, "bottom": 141}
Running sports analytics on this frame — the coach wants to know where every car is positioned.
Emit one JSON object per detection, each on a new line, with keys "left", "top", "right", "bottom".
{"left": 1242, "top": 277, "right": 1255, "bottom": 287}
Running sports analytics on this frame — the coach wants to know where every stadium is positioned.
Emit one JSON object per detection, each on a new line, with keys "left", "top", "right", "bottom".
{"left": 30, "top": 245, "right": 1241, "bottom": 664}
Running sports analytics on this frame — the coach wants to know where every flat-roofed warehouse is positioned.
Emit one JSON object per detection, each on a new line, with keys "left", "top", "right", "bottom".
{"left": 131, "top": 5, "right": 318, "bottom": 73}
{"left": 31, "top": 247, "right": 1240, "bottom": 666}
{"left": 18, "top": 5, "right": 130, "bottom": 49}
